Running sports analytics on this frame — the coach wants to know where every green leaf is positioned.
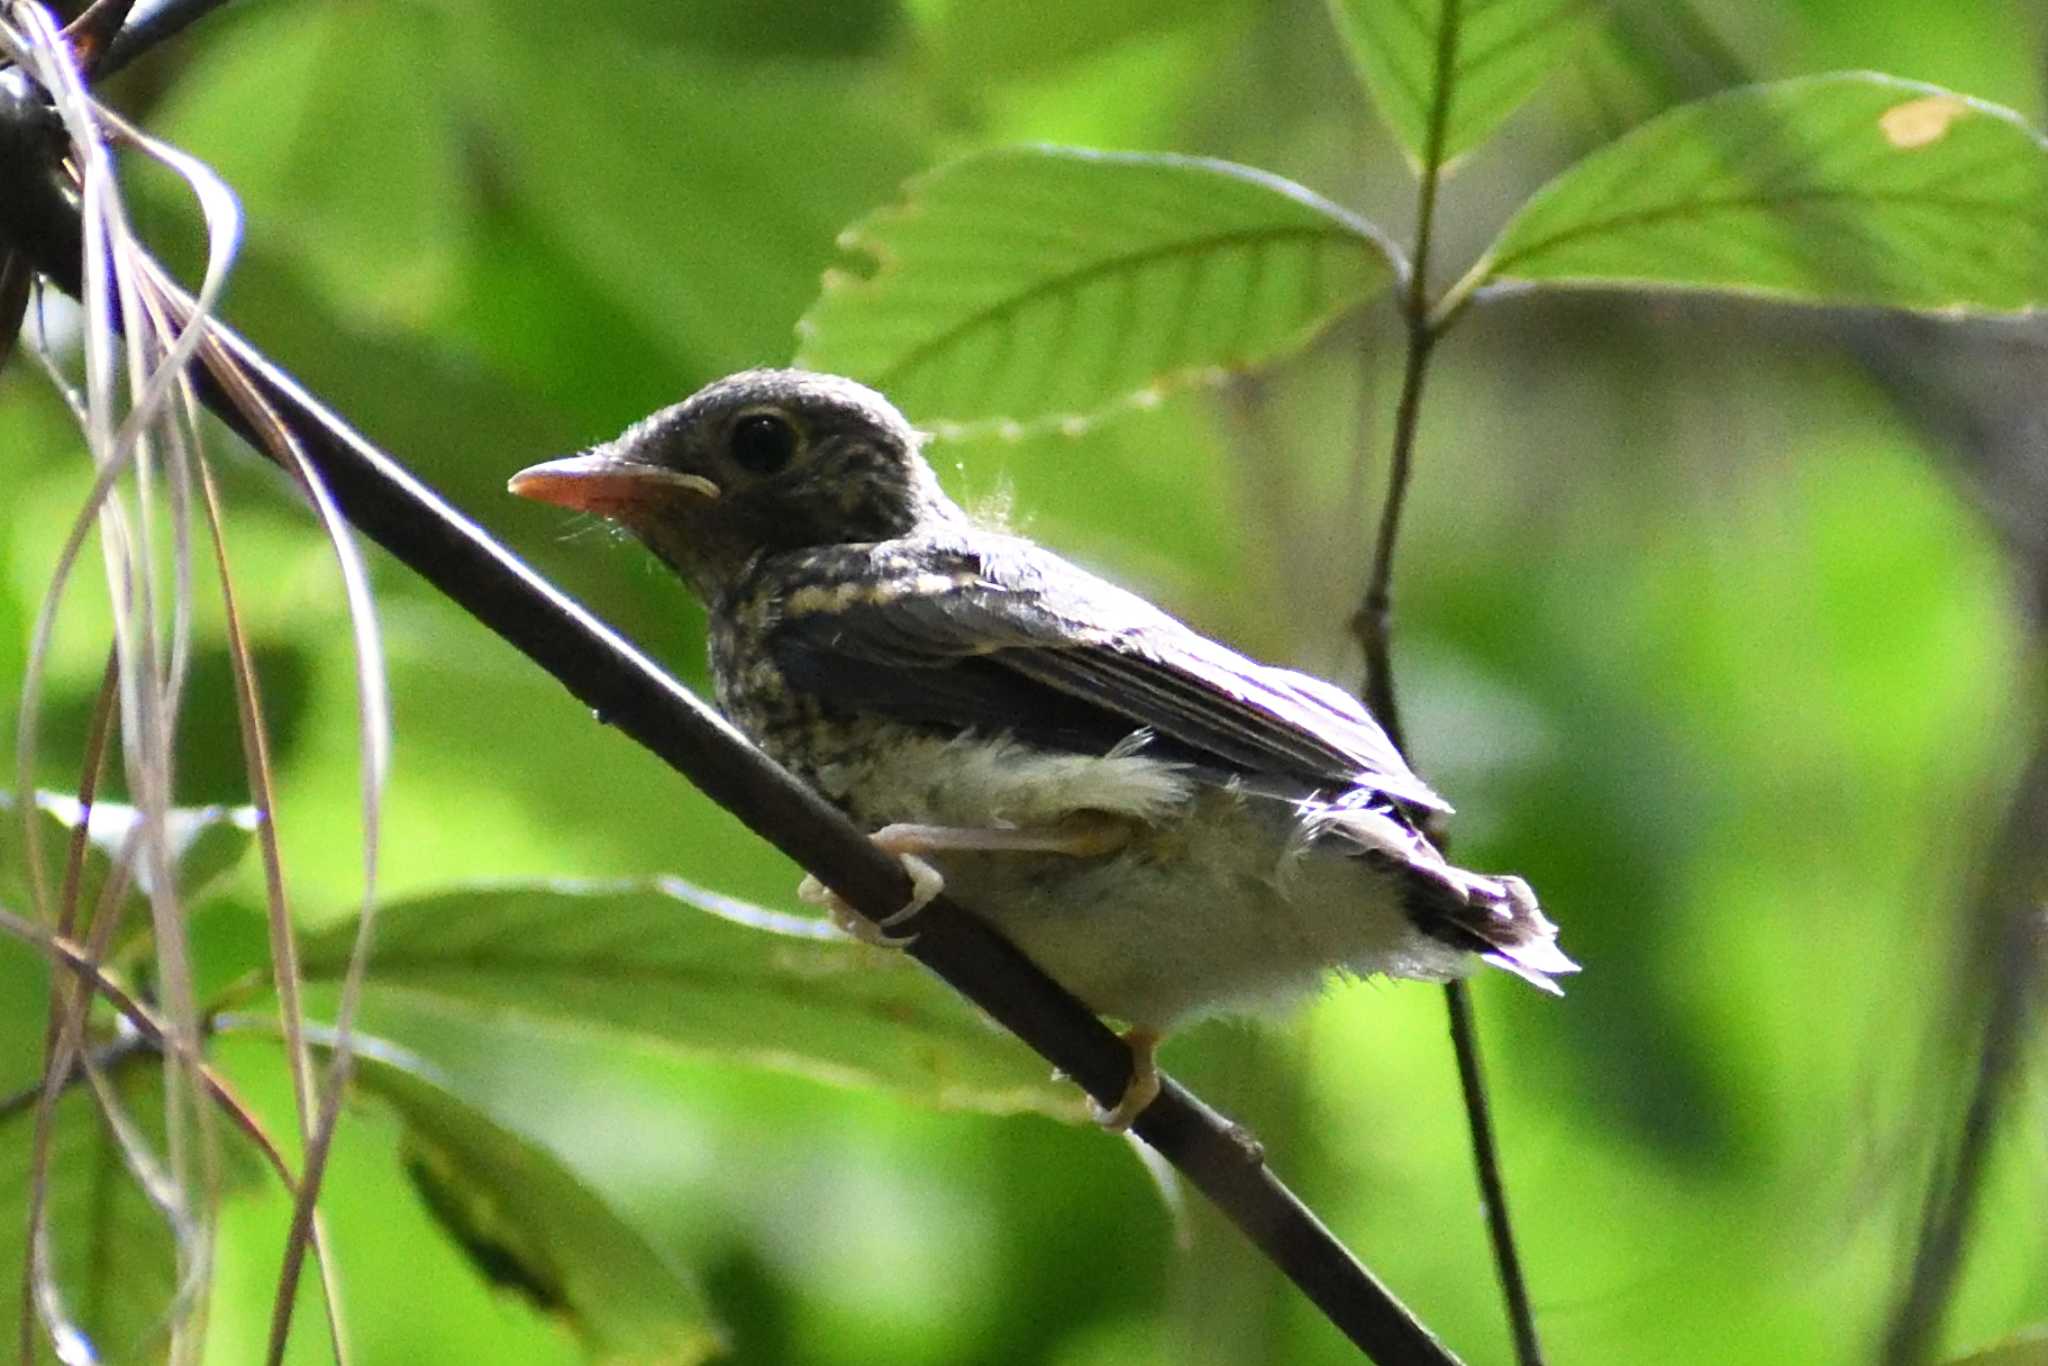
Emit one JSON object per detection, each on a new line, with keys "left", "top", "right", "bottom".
{"left": 187, "top": 899, "right": 275, "bottom": 1009}
{"left": 153, "top": 1, "right": 466, "bottom": 322}
{"left": 794, "top": 146, "right": 1399, "bottom": 431}
{"left": 0, "top": 793, "right": 257, "bottom": 922}
{"left": 1326, "top": 0, "right": 1598, "bottom": 170}
{"left": 299, "top": 880, "right": 1087, "bottom": 1121}
{"left": 350, "top": 1053, "right": 723, "bottom": 1365}
{"left": 1465, "top": 74, "right": 2048, "bottom": 314}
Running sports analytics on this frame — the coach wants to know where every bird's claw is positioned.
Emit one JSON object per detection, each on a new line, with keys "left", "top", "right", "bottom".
{"left": 1091, "top": 1028, "right": 1163, "bottom": 1132}
{"left": 800, "top": 850, "right": 943, "bottom": 948}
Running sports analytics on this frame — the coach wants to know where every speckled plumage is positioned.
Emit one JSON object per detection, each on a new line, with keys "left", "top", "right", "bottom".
{"left": 512, "top": 369, "right": 1575, "bottom": 1032}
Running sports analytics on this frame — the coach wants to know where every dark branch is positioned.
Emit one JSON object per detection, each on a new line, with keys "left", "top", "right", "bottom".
{"left": 0, "top": 83, "right": 1462, "bottom": 1366}
{"left": 94, "top": 0, "right": 235, "bottom": 79}
{"left": 1356, "top": 328, "right": 1433, "bottom": 743}
{"left": 60, "top": 0, "right": 138, "bottom": 73}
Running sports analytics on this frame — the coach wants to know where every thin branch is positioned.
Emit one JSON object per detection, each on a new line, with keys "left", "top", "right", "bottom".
{"left": 1441, "top": 978, "right": 1541, "bottom": 1364}
{"left": 1879, "top": 741, "right": 2048, "bottom": 1366}
{"left": 1356, "top": 326, "right": 1435, "bottom": 742}
{"left": 92, "top": 0, "right": 233, "bottom": 79}
{"left": 0, "top": 909, "right": 348, "bottom": 1349}
{"left": 0, "top": 1034, "right": 154, "bottom": 1123}
{"left": 1352, "top": 2, "right": 1546, "bottom": 1363}
{"left": 0, "top": 250, "right": 29, "bottom": 371}
{"left": 0, "top": 85, "right": 1463, "bottom": 1366}
{"left": 58, "top": 0, "right": 137, "bottom": 72}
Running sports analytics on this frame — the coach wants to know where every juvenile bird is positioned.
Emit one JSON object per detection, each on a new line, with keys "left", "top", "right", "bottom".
{"left": 510, "top": 369, "right": 1574, "bottom": 1126}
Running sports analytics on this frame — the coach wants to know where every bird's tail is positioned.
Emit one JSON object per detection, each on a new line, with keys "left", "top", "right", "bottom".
{"left": 1406, "top": 864, "right": 1578, "bottom": 995}
{"left": 1303, "top": 797, "right": 1579, "bottom": 994}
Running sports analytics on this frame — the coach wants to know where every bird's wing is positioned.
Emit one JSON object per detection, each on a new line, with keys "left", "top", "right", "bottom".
{"left": 765, "top": 533, "right": 1449, "bottom": 813}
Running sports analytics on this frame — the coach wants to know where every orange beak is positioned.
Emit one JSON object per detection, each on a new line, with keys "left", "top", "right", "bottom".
{"left": 507, "top": 452, "right": 720, "bottom": 518}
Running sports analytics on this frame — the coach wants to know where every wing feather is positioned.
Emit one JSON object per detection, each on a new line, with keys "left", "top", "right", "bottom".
{"left": 765, "top": 533, "right": 1448, "bottom": 812}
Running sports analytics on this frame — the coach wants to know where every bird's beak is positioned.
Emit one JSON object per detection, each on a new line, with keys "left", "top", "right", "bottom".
{"left": 507, "top": 451, "right": 720, "bottom": 518}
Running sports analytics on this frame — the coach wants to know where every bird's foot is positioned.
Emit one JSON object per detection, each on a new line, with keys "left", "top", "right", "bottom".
{"left": 1093, "top": 1027, "right": 1163, "bottom": 1132}
{"left": 800, "top": 844, "right": 944, "bottom": 948}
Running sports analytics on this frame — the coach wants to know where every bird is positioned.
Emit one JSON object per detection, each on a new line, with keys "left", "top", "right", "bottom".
{"left": 509, "top": 368, "right": 1575, "bottom": 1128}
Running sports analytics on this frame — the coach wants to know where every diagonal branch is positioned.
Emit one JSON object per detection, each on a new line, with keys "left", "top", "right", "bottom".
{"left": 0, "top": 82, "right": 1463, "bottom": 1366}
{"left": 93, "top": 0, "right": 234, "bottom": 77}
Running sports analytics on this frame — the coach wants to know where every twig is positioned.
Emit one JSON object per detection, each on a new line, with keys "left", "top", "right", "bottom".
{"left": 0, "top": 1033, "right": 155, "bottom": 1122}
{"left": 0, "top": 82, "right": 1462, "bottom": 1366}
{"left": 1878, "top": 742, "right": 2048, "bottom": 1365}
{"left": 0, "top": 250, "right": 29, "bottom": 371}
{"left": 92, "top": 0, "right": 233, "bottom": 78}
{"left": 1441, "top": 978, "right": 1540, "bottom": 1364}
{"left": 58, "top": 0, "right": 137, "bottom": 71}
{"left": 1352, "top": 2, "right": 1547, "bottom": 1363}
{"left": 0, "top": 913, "right": 343, "bottom": 1235}
{"left": 1356, "top": 326, "right": 1434, "bottom": 741}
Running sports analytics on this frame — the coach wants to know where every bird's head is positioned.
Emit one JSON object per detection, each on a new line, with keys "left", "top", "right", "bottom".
{"left": 510, "top": 369, "right": 962, "bottom": 599}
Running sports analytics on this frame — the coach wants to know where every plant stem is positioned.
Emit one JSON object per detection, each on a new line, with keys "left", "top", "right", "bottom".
{"left": 1879, "top": 741, "right": 2048, "bottom": 1366}
{"left": 1445, "top": 981, "right": 1543, "bottom": 1366}
{"left": 1369, "top": 317, "right": 1546, "bottom": 1366}
{"left": 1353, "top": 2, "right": 1547, "bottom": 1362}
{"left": 1358, "top": 323, "right": 1433, "bottom": 741}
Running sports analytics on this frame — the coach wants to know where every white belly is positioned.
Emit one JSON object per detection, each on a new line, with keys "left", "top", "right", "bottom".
{"left": 812, "top": 731, "right": 1471, "bottom": 1027}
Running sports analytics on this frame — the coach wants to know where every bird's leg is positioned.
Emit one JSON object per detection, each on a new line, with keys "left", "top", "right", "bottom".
{"left": 870, "top": 818, "right": 1133, "bottom": 859}
{"left": 1094, "top": 1027, "right": 1162, "bottom": 1132}
{"left": 800, "top": 816, "right": 1133, "bottom": 947}
{"left": 856, "top": 820, "right": 1163, "bottom": 1128}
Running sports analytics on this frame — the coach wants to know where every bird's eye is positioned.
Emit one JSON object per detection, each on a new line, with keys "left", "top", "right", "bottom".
{"left": 729, "top": 412, "right": 800, "bottom": 474}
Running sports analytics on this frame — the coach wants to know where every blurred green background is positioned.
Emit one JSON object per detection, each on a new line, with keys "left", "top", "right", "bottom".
{"left": 3, "top": 0, "right": 2045, "bottom": 1362}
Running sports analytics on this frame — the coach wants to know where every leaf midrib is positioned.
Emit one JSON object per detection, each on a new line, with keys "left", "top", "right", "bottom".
{"left": 852, "top": 223, "right": 1380, "bottom": 389}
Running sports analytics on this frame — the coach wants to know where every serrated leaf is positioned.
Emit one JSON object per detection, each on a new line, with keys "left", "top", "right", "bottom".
{"left": 794, "top": 147, "right": 1399, "bottom": 431}
{"left": 299, "top": 880, "right": 1087, "bottom": 1121}
{"left": 350, "top": 1054, "right": 723, "bottom": 1365}
{"left": 0, "top": 793, "right": 258, "bottom": 921}
{"left": 1326, "top": 0, "right": 1598, "bottom": 170}
{"left": 1466, "top": 74, "right": 2048, "bottom": 314}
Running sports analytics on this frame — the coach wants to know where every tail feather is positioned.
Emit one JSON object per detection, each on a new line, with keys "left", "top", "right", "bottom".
{"left": 1449, "top": 872, "right": 1578, "bottom": 996}
{"left": 1301, "top": 795, "right": 1579, "bottom": 994}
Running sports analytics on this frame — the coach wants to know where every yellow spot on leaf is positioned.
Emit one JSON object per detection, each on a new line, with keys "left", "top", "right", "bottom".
{"left": 1880, "top": 95, "right": 1971, "bottom": 149}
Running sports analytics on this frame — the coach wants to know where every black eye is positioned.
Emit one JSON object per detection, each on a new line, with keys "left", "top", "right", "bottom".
{"left": 729, "top": 412, "right": 800, "bottom": 474}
